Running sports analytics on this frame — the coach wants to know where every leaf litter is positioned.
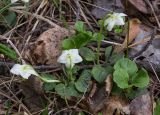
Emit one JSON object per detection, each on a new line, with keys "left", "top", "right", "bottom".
{"left": 0, "top": 0, "right": 160, "bottom": 114}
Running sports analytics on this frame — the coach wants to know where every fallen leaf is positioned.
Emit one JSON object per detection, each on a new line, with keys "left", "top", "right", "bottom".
{"left": 129, "top": 0, "right": 148, "bottom": 14}
{"left": 105, "top": 75, "right": 113, "bottom": 95}
{"left": 88, "top": 85, "right": 107, "bottom": 113}
{"left": 129, "top": 93, "right": 153, "bottom": 115}
{"left": 20, "top": 76, "right": 46, "bottom": 112}
{"left": 88, "top": 75, "right": 113, "bottom": 113}
{"left": 114, "top": 18, "right": 141, "bottom": 53}
{"left": 102, "top": 95, "right": 129, "bottom": 115}
{"left": 25, "top": 27, "right": 74, "bottom": 64}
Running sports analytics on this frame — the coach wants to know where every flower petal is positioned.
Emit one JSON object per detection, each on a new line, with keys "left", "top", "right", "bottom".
{"left": 69, "top": 49, "right": 79, "bottom": 55}
{"left": 11, "top": 0, "right": 19, "bottom": 3}
{"left": 22, "top": 0, "right": 29, "bottom": 2}
{"left": 72, "top": 55, "right": 83, "bottom": 63}
{"left": 117, "top": 13, "right": 127, "bottom": 17}
{"left": 22, "top": 64, "right": 39, "bottom": 76}
{"left": 27, "top": 69, "right": 39, "bottom": 76}
{"left": 10, "top": 64, "right": 21, "bottom": 75}
{"left": 115, "top": 18, "right": 125, "bottom": 25}
{"left": 107, "top": 20, "right": 115, "bottom": 31}
{"left": 20, "top": 71, "right": 31, "bottom": 79}
{"left": 57, "top": 51, "right": 69, "bottom": 63}
{"left": 104, "top": 18, "right": 112, "bottom": 26}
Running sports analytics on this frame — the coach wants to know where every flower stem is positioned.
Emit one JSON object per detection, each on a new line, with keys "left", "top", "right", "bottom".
{"left": 97, "top": 22, "right": 104, "bottom": 65}
{"left": 126, "top": 18, "right": 130, "bottom": 58}
{"left": 67, "top": 68, "right": 73, "bottom": 81}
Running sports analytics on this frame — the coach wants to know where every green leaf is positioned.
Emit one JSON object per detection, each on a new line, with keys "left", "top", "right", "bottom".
{"left": 131, "top": 68, "right": 149, "bottom": 88}
{"left": 62, "top": 33, "right": 93, "bottom": 50}
{"left": 92, "top": 33, "right": 105, "bottom": 41}
{"left": 41, "top": 107, "right": 49, "bottom": 115}
{"left": 75, "top": 70, "right": 91, "bottom": 92}
{"left": 113, "top": 69, "right": 129, "bottom": 89}
{"left": 4, "top": 11, "right": 16, "bottom": 27}
{"left": 114, "top": 58, "right": 138, "bottom": 77}
{"left": 62, "top": 38, "right": 76, "bottom": 49}
{"left": 79, "top": 47, "right": 95, "bottom": 61}
{"left": 40, "top": 74, "right": 60, "bottom": 83}
{"left": 0, "top": 43, "right": 18, "bottom": 61}
{"left": 154, "top": 100, "right": 160, "bottom": 115}
{"left": 42, "top": 82, "right": 56, "bottom": 91}
{"left": 75, "top": 21, "right": 84, "bottom": 32}
{"left": 55, "top": 83, "right": 80, "bottom": 98}
{"left": 110, "top": 53, "right": 124, "bottom": 63}
{"left": 91, "top": 65, "right": 112, "bottom": 84}
{"left": 126, "top": 88, "right": 148, "bottom": 99}
{"left": 114, "top": 26, "right": 123, "bottom": 33}
{"left": 105, "top": 46, "right": 112, "bottom": 61}
{"left": 4, "top": 100, "right": 12, "bottom": 109}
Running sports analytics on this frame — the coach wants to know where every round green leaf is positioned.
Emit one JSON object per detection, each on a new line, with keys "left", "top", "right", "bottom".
{"left": 91, "top": 65, "right": 112, "bottom": 84}
{"left": 105, "top": 46, "right": 112, "bottom": 61}
{"left": 42, "top": 83, "right": 56, "bottom": 91}
{"left": 55, "top": 83, "right": 80, "bottom": 98}
{"left": 113, "top": 69, "right": 129, "bottom": 89}
{"left": 79, "top": 47, "right": 95, "bottom": 61}
{"left": 114, "top": 58, "right": 138, "bottom": 77}
{"left": 75, "top": 70, "right": 91, "bottom": 92}
{"left": 131, "top": 68, "right": 149, "bottom": 88}
{"left": 75, "top": 21, "right": 84, "bottom": 32}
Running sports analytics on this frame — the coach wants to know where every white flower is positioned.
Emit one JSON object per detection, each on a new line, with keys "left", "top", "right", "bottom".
{"left": 104, "top": 13, "right": 127, "bottom": 31}
{"left": 57, "top": 49, "right": 83, "bottom": 68}
{"left": 11, "top": 0, "right": 29, "bottom": 3}
{"left": 10, "top": 64, "right": 39, "bottom": 79}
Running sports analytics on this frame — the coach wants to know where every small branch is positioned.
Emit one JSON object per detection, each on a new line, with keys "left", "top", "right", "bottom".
{"left": 144, "top": 0, "right": 160, "bottom": 28}
{"left": 9, "top": 8, "right": 60, "bottom": 28}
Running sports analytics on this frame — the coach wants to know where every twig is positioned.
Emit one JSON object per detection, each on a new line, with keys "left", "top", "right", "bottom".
{"left": 21, "top": 1, "right": 48, "bottom": 55}
{"left": 0, "top": 79, "right": 32, "bottom": 114}
{"left": 4, "top": 21, "right": 28, "bottom": 37}
{"left": 0, "top": 35, "right": 24, "bottom": 63}
{"left": 75, "top": 0, "right": 80, "bottom": 21}
{"left": 101, "top": 40, "right": 122, "bottom": 46}
{"left": 53, "top": 106, "right": 93, "bottom": 115}
{"left": 144, "top": 0, "right": 160, "bottom": 28}
{"left": 146, "top": 57, "right": 160, "bottom": 83}
{"left": 75, "top": 1, "right": 94, "bottom": 31}
{"left": 80, "top": 1, "right": 113, "bottom": 13}
{"left": 9, "top": 8, "right": 60, "bottom": 28}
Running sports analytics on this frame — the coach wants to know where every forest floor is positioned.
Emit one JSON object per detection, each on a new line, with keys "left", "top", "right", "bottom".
{"left": 0, "top": 0, "right": 160, "bottom": 115}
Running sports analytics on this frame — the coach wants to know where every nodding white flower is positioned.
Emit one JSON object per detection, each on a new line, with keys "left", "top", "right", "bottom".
{"left": 57, "top": 49, "right": 83, "bottom": 68}
{"left": 104, "top": 13, "right": 127, "bottom": 31}
{"left": 11, "top": 0, "right": 29, "bottom": 3}
{"left": 10, "top": 64, "right": 39, "bottom": 79}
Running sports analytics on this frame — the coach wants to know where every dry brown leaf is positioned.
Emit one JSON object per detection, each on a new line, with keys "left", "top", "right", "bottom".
{"left": 88, "top": 85, "right": 107, "bottom": 113}
{"left": 88, "top": 75, "right": 113, "bottom": 113}
{"left": 114, "top": 18, "right": 141, "bottom": 53}
{"left": 105, "top": 75, "right": 113, "bottom": 95}
{"left": 20, "top": 76, "right": 46, "bottom": 112}
{"left": 102, "top": 95, "right": 129, "bottom": 115}
{"left": 24, "top": 27, "right": 74, "bottom": 65}
{"left": 127, "top": 0, "right": 148, "bottom": 14}
{"left": 129, "top": 93, "right": 153, "bottom": 115}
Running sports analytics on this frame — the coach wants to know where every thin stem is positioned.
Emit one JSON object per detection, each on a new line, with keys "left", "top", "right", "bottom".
{"left": 68, "top": 68, "right": 73, "bottom": 81}
{"left": 126, "top": 19, "right": 130, "bottom": 58}
{"left": 0, "top": 3, "right": 12, "bottom": 14}
{"left": 97, "top": 21, "right": 104, "bottom": 65}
